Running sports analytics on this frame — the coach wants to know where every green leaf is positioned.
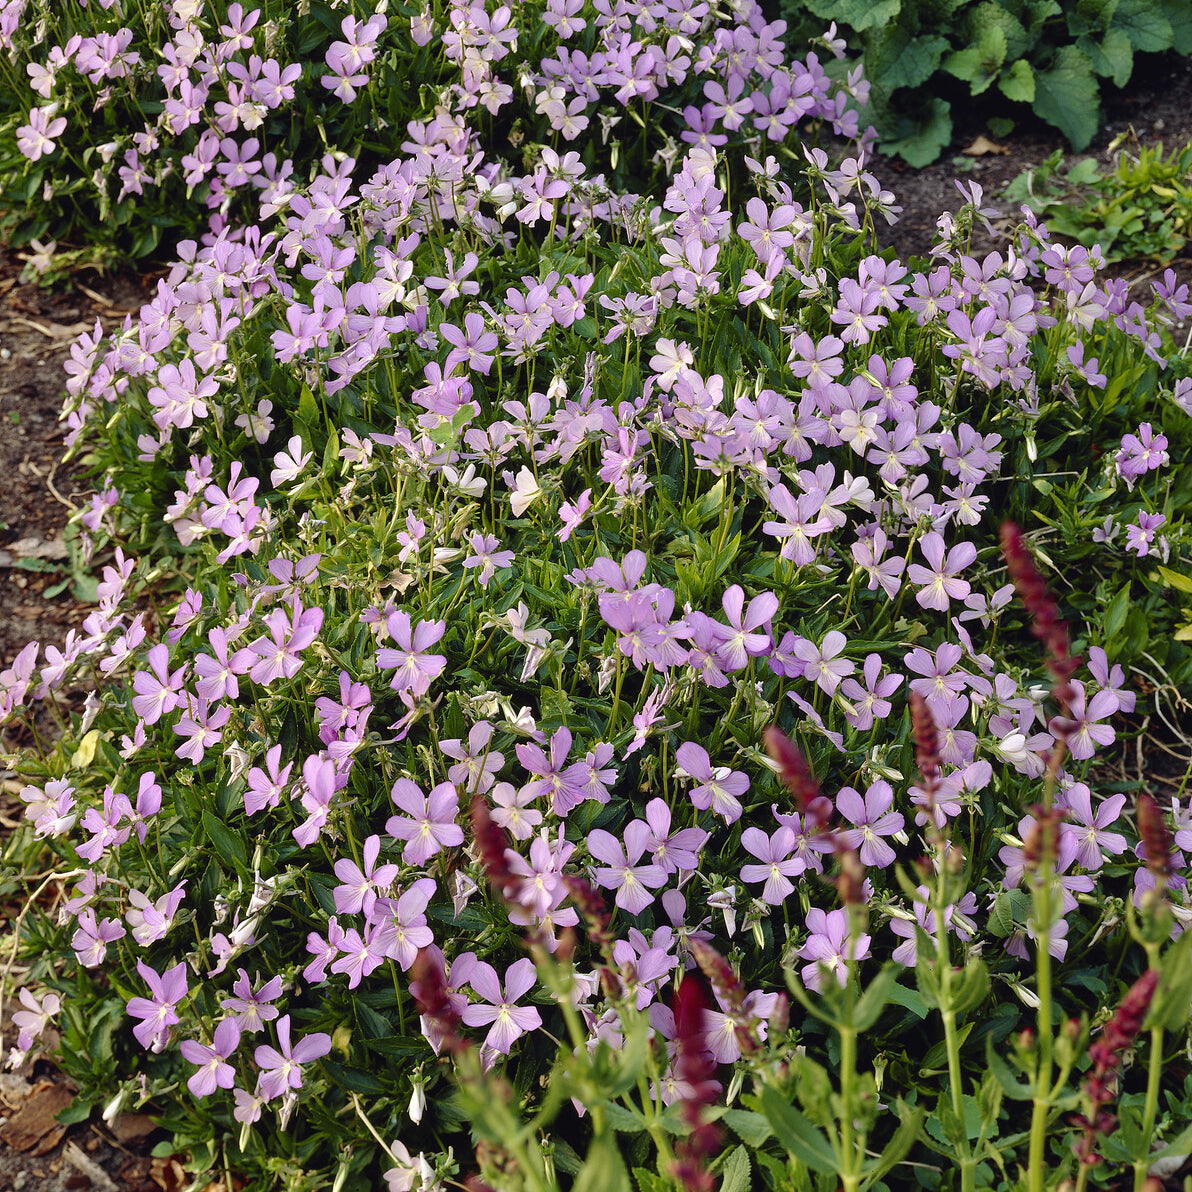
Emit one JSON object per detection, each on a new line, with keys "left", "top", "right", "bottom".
{"left": 988, "top": 888, "right": 1030, "bottom": 937}
{"left": 1068, "top": 0, "right": 1118, "bottom": 35}
{"left": 631, "top": 1169, "right": 669, "bottom": 1192}
{"left": 321, "top": 1060, "right": 389, "bottom": 1095}
{"left": 999, "top": 58, "right": 1035, "bottom": 102}
{"left": 759, "top": 1086, "right": 839, "bottom": 1174}
{"left": 863, "top": 1101, "right": 925, "bottom": 1187}
{"left": 1033, "top": 45, "right": 1101, "bottom": 148}
{"left": 952, "top": 957, "right": 991, "bottom": 1016}
{"left": 1076, "top": 27, "right": 1134, "bottom": 85}
{"left": 722, "top": 1108, "right": 772, "bottom": 1147}
{"left": 886, "top": 978, "right": 930, "bottom": 1019}
{"left": 943, "top": 23, "right": 1007, "bottom": 93}
{"left": 1152, "top": 1118, "right": 1192, "bottom": 1162}
{"left": 1158, "top": 565, "right": 1192, "bottom": 594}
{"left": 599, "top": 1101, "right": 647, "bottom": 1133}
{"left": 1112, "top": 0, "right": 1174, "bottom": 49}
{"left": 927, "top": 1093, "right": 985, "bottom": 1145}
{"left": 969, "top": 0, "right": 1032, "bottom": 59}
{"left": 719, "top": 1145, "right": 751, "bottom": 1192}
{"left": 1163, "top": 0, "right": 1192, "bottom": 50}
{"left": 880, "top": 97, "right": 953, "bottom": 167}
{"left": 1104, "top": 583, "right": 1131, "bottom": 640}
{"left": 574, "top": 1136, "right": 632, "bottom": 1192}
{"left": 803, "top": 0, "right": 902, "bottom": 31}
{"left": 866, "top": 28, "right": 950, "bottom": 92}
{"left": 1148, "top": 930, "right": 1192, "bottom": 1032}
{"left": 985, "top": 1037, "right": 1034, "bottom": 1100}
{"left": 853, "top": 962, "right": 901, "bottom": 1031}
{"left": 201, "top": 809, "right": 247, "bottom": 873}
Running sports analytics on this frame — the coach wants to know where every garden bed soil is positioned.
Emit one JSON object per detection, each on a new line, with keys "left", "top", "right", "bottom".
{"left": 0, "top": 51, "right": 1190, "bottom": 1192}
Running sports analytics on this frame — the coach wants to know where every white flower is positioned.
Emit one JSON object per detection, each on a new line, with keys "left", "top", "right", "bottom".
{"left": 270, "top": 435, "right": 313, "bottom": 487}
{"left": 508, "top": 466, "right": 543, "bottom": 517}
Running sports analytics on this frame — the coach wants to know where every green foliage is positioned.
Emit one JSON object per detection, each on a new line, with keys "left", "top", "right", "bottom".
{"left": 773, "top": 0, "right": 1192, "bottom": 161}
{"left": 1004, "top": 135, "right": 1192, "bottom": 263}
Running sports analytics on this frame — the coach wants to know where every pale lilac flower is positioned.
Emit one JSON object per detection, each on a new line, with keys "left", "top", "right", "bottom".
{"left": 254, "top": 1015, "right": 332, "bottom": 1102}
{"left": 220, "top": 970, "right": 283, "bottom": 1033}
{"left": 837, "top": 781, "right": 904, "bottom": 868}
{"left": 16, "top": 105, "right": 66, "bottom": 161}
{"left": 180, "top": 1019, "right": 241, "bottom": 1098}
{"left": 376, "top": 612, "right": 447, "bottom": 696}
{"left": 793, "top": 630, "right": 854, "bottom": 695}
{"left": 385, "top": 781, "right": 464, "bottom": 865}
{"left": 588, "top": 822, "right": 668, "bottom": 913}
{"left": 740, "top": 826, "right": 801, "bottom": 904}
{"left": 440, "top": 722, "right": 504, "bottom": 794}
{"left": 674, "top": 741, "right": 748, "bottom": 823}
{"left": 839, "top": 654, "right": 902, "bottom": 730}
{"left": 333, "top": 833, "right": 401, "bottom": 915}
{"left": 461, "top": 958, "right": 541, "bottom": 1055}
{"left": 1125, "top": 511, "right": 1165, "bottom": 557}
{"left": 798, "top": 907, "right": 871, "bottom": 991}
{"left": 270, "top": 436, "right": 313, "bottom": 486}
{"left": 907, "top": 532, "right": 977, "bottom": 612}
{"left": 516, "top": 726, "right": 589, "bottom": 815}
{"left": 463, "top": 532, "right": 514, "bottom": 587}
{"left": 126, "top": 959, "right": 188, "bottom": 1052}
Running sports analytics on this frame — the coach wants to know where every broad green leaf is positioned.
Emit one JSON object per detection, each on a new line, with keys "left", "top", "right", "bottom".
{"left": 201, "top": 808, "right": 248, "bottom": 873}
{"left": 1148, "top": 930, "right": 1192, "bottom": 1032}
{"left": 70, "top": 729, "right": 101, "bottom": 771}
{"left": 1032, "top": 45, "right": 1100, "bottom": 148}
{"left": 1104, "top": 583, "right": 1131, "bottom": 640}
{"left": 1068, "top": 0, "right": 1118, "bottom": 34}
{"left": 759, "top": 1086, "right": 839, "bottom": 1174}
{"left": 722, "top": 1108, "right": 772, "bottom": 1147}
{"left": 987, "top": 888, "right": 1030, "bottom": 938}
{"left": 999, "top": 58, "right": 1035, "bottom": 102}
{"left": 719, "top": 1145, "right": 751, "bottom": 1192}
{"left": 943, "top": 23, "right": 1007, "bottom": 94}
{"left": 880, "top": 97, "right": 953, "bottom": 167}
{"left": 599, "top": 1101, "right": 647, "bottom": 1133}
{"left": 631, "top": 1169, "right": 669, "bottom": 1192}
{"left": 1152, "top": 1119, "right": 1192, "bottom": 1161}
{"left": 927, "top": 1093, "right": 985, "bottom": 1145}
{"left": 1164, "top": 0, "right": 1192, "bottom": 50}
{"left": 1158, "top": 565, "right": 1192, "bottom": 594}
{"left": 1077, "top": 27, "right": 1134, "bottom": 84}
{"left": 574, "top": 1136, "right": 632, "bottom": 1192}
{"left": 952, "top": 957, "right": 991, "bottom": 1016}
{"left": 968, "top": 0, "right": 1032, "bottom": 59}
{"left": 866, "top": 28, "right": 950, "bottom": 91}
{"left": 803, "top": 0, "right": 902, "bottom": 31}
{"left": 1112, "top": 0, "right": 1174, "bottom": 49}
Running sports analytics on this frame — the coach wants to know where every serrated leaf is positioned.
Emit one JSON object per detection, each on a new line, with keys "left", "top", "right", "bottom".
{"left": 1068, "top": 0, "right": 1118, "bottom": 35}
{"left": 201, "top": 809, "right": 247, "bottom": 873}
{"left": 1112, "top": 0, "right": 1174, "bottom": 49}
{"left": 880, "top": 97, "right": 953, "bottom": 167}
{"left": 999, "top": 58, "right": 1035, "bottom": 102}
{"left": 803, "top": 0, "right": 902, "bottom": 31}
{"left": 1077, "top": 27, "right": 1134, "bottom": 84}
{"left": 759, "top": 1086, "right": 839, "bottom": 1174}
{"left": 719, "top": 1145, "right": 751, "bottom": 1192}
{"left": 599, "top": 1101, "right": 647, "bottom": 1132}
{"left": 631, "top": 1169, "right": 668, "bottom": 1192}
{"left": 867, "top": 28, "right": 950, "bottom": 91}
{"left": 969, "top": 0, "right": 1032, "bottom": 59}
{"left": 722, "top": 1108, "right": 772, "bottom": 1147}
{"left": 943, "top": 22, "right": 1007, "bottom": 93}
{"left": 1033, "top": 45, "right": 1101, "bottom": 148}
{"left": 1163, "top": 0, "right": 1192, "bottom": 50}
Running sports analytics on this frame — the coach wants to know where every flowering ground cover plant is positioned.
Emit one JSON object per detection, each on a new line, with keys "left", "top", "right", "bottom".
{"left": 1, "top": 1, "right": 1192, "bottom": 1190}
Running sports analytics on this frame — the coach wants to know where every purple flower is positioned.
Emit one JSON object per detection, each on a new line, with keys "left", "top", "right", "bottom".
{"left": 370, "top": 878, "right": 437, "bottom": 970}
{"left": 1059, "top": 785, "right": 1127, "bottom": 870}
{"left": 440, "top": 722, "right": 504, "bottom": 794}
{"left": 72, "top": 908, "right": 127, "bottom": 968}
{"left": 516, "top": 726, "right": 589, "bottom": 816}
{"left": 714, "top": 585, "right": 778, "bottom": 671}
{"left": 126, "top": 959, "right": 189, "bottom": 1052}
{"left": 180, "top": 1019, "right": 241, "bottom": 1097}
{"left": 839, "top": 654, "right": 902, "bottom": 730}
{"left": 246, "top": 599, "right": 323, "bottom": 686}
{"left": 254, "top": 1015, "right": 332, "bottom": 1102}
{"left": 837, "top": 781, "right": 904, "bottom": 868}
{"left": 385, "top": 781, "right": 464, "bottom": 865}
{"left": 333, "top": 833, "right": 401, "bottom": 915}
{"left": 220, "top": 969, "right": 283, "bottom": 1033}
{"left": 376, "top": 612, "right": 447, "bottom": 695}
{"left": 793, "top": 630, "right": 854, "bottom": 695}
{"left": 674, "top": 742, "right": 748, "bottom": 823}
{"left": 740, "top": 826, "right": 801, "bottom": 904}
{"left": 463, "top": 532, "right": 514, "bottom": 588}
{"left": 588, "top": 822, "right": 668, "bottom": 914}
{"left": 907, "top": 532, "right": 977, "bottom": 612}
{"left": 1125, "top": 511, "right": 1165, "bottom": 557}
{"left": 462, "top": 958, "right": 542, "bottom": 1055}
{"left": 798, "top": 908, "right": 872, "bottom": 991}
{"left": 642, "top": 799, "right": 707, "bottom": 873}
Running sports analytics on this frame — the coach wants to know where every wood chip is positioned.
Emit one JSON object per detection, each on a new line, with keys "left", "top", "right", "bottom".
{"left": 3, "top": 316, "right": 93, "bottom": 340}
{"left": 111, "top": 1112, "right": 159, "bottom": 1146}
{"left": 6, "top": 537, "right": 67, "bottom": 561}
{"left": 64, "top": 1140, "right": 120, "bottom": 1191}
{"left": 961, "top": 134, "right": 1009, "bottom": 156}
{"left": 0, "top": 1079, "right": 73, "bottom": 1152}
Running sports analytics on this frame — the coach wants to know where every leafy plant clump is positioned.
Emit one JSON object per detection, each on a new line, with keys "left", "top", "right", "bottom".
{"left": 2, "top": 2, "right": 1192, "bottom": 1191}
{"left": 1004, "top": 134, "right": 1192, "bottom": 266}
{"left": 769, "top": 0, "right": 1192, "bottom": 164}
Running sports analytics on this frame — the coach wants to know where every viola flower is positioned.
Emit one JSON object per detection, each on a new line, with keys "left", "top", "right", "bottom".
{"left": 126, "top": 959, "right": 188, "bottom": 1052}
{"left": 461, "top": 958, "right": 542, "bottom": 1055}
{"left": 793, "top": 630, "right": 854, "bottom": 695}
{"left": 837, "top": 781, "right": 904, "bottom": 868}
{"left": 588, "top": 821, "right": 668, "bottom": 913}
{"left": 907, "top": 532, "right": 977, "bottom": 612}
{"left": 220, "top": 970, "right": 283, "bottom": 1033}
{"left": 376, "top": 612, "right": 447, "bottom": 695}
{"left": 385, "top": 780, "right": 464, "bottom": 865}
{"left": 254, "top": 1015, "right": 332, "bottom": 1102}
{"left": 674, "top": 741, "right": 749, "bottom": 823}
{"left": 462, "top": 532, "right": 514, "bottom": 588}
{"left": 1125, "top": 511, "right": 1165, "bottom": 558}
{"left": 516, "top": 726, "right": 589, "bottom": 815}
{"left": 180, "top": 1019, "right": 241, "bottom": 1098}
{"left": 798, "top": 907, "right": 872, "bottom": 991}
{"left": 333, "top": 833, "right": 401, "bottom": 914}
{"left": 740, "top": 826, "right": 801, "bottom": 904}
